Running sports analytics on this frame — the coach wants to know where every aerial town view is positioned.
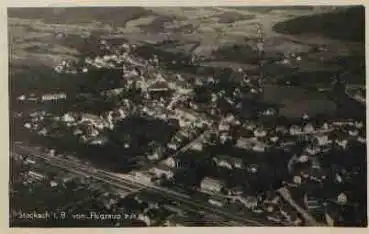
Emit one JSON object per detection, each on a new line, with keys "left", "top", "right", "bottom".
{"left": 8, "top": 6, "right": 367, "bottom": 227}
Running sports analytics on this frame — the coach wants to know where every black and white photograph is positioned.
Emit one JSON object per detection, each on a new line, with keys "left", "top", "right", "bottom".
{"left": 8, "top": 4, "right": 367, "bottom": 227}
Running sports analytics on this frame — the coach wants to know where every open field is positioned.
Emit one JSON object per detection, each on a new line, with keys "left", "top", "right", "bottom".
{"left": 9, "top": 6, "right": 364, "bottom": 63}
{"left": 262, "top": 85, "right": 337, "bottom": 119}
{"left": 8, "top": 6, "right": 365, "bottom": 110}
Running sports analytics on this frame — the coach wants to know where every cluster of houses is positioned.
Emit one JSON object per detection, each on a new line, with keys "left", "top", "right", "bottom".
{"left": 195, "top": 176, "right": 303, "bottom": 225}
{"left": 216, "top": 110, "right": 365, "bottom": 155}
{"left": 117, "top": 64, "right": 365, "bottom": 226}
{"left": 135, "top": 107, "right": 366, "bottom": 225}
{"left": 53, "top": 40, "right": 139, "bottom": 74}
{"left": 61, "top": 105, "right": 132, "bottom": 144}
{"left": 16, "top": 35, "right": 366, "bottom": 226}
{"left": 277, "top": 52, "right": 303, "bottom": 66}
{"left": 22, "top": 100, "right": 131, "bottom": 145}
{"left": 54, "top": 60, "right": 80, "bottom": 74}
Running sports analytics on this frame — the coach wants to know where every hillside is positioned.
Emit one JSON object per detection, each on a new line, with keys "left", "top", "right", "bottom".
{"left": 8, "top": 6, "right": 365, "bottom": 95}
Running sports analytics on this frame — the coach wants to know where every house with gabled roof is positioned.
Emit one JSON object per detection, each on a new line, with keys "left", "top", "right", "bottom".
{"left": 212, "top": 154, "right": 244, "bottom": 170}
{"left": 200, "top": 177, "right": 225, "bottom": 193}
{"left": 149, "top": 164, "right": 174, "bottom": 179}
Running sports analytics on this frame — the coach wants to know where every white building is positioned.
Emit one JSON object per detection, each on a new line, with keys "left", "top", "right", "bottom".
{"left": 321, "top": 122, "right": 330, "bottom": 130}
{"left": 354, "top": 121, "right": 364, "bottom": 129}
{"left": 302, "top": 113, "right": 309, "bottom": 120}
{"left": 24, "top": 123, "right": 32, "bottom": 129}
{"left": 211, "top": 93, "right": 218, "bottom": 103}
{"left": 149, "top": 165, "right": 174, "bottom": 179}
{"left": 163, "top": 157, "right": 178, "bottom": 168}
{"left": 297, "top": 154, "right": 310, "bottom": 163}
{"left": 17, "top": 95, "right": 26, "bottom": 101}
{"left": 289, "top": 125, "right": 302, "bottom": 135}
{"left": 254, "top": 128, "right": 267, "bottom": 138}
{"left": 62, "top": 113, "right": 76, "bottom": 123}
{"left": 212, "top": 155, "right": 243, "bottom": 170}
{"left": 81, "top": 113, "right": 102, "bottom": 123}
{"left": 357, "top": 136, "right": 366, "bottom": 144}
{"left": 208, "top": 197, "right": 224, "bottom": 207}
{"left": 28, "top": 171, "right": 45, "bottom": 181}
{"left": 303, "top": 123, "right": 315, "bottom": 134}
{"left": 50, "top": 181, "right": 58, "bottom": 187}
{"left": 54, "top": 65, "right": 64, "bottom": 73}
{"left": 305, "top": 145, "right": 321, "bottom": 155}
{"left": 147, "top": 152, "right": 160, "bottom": 161}
{"left": 200, "top": 177, "right": 225, "bottom": 193}
{"left": 236, "top": 137, "right": 254, "bottom": 150}
{"left": 191, "top": 142, "right": 203, "bottom": 151}
{"left": 348, "top": 129, "right": 359, "bottom": 137}
{"left": 89, "top": 136, "right": 108, "bottom": 145}
{"left": 218, "top": 121, "right": 231, "bottom": 132}
{"left": 335, "top": 139, "right": 348, "bottom": 150}
{"left": 228, "top": 186, "right": 244, "bottom": 196}
{"left": 25, "top": 158, "right": 36, "bottom": 164}
{"left": 314, "top": 135, "right": 331, "bottom": 146}
{"left": 252, "top": 141, "right": 266, "bottom": 152}
{"left": 132, "top": 171, "right": 153, "bottom": 184}
{"left": 263, "top": 108, "right": 276, "bottom": 116}
{"left": 246, "top": 164, "right": 259, "bottom": 174}
{"left": 175, "top": 109, "right": 198, "bottom": 123}
{"left": 148, "top": 79, "right": 171, "bottom": 93}
{"left": 73, "top": 128, "right": 83, "bottom": 136}
{"left": 123, "top": 69, "right": 139, "bottom": 79}
{"left": 213, "top": 157, "right": 233, "bottom": 170}
{"left": 269, "top": 136, "right": 279, "bottom": 143}
{"left": 38, "top": 128, "right": 48, "bottom": 136}
{"left": 167, "top": 142, "right": 179, "bottom": 151}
